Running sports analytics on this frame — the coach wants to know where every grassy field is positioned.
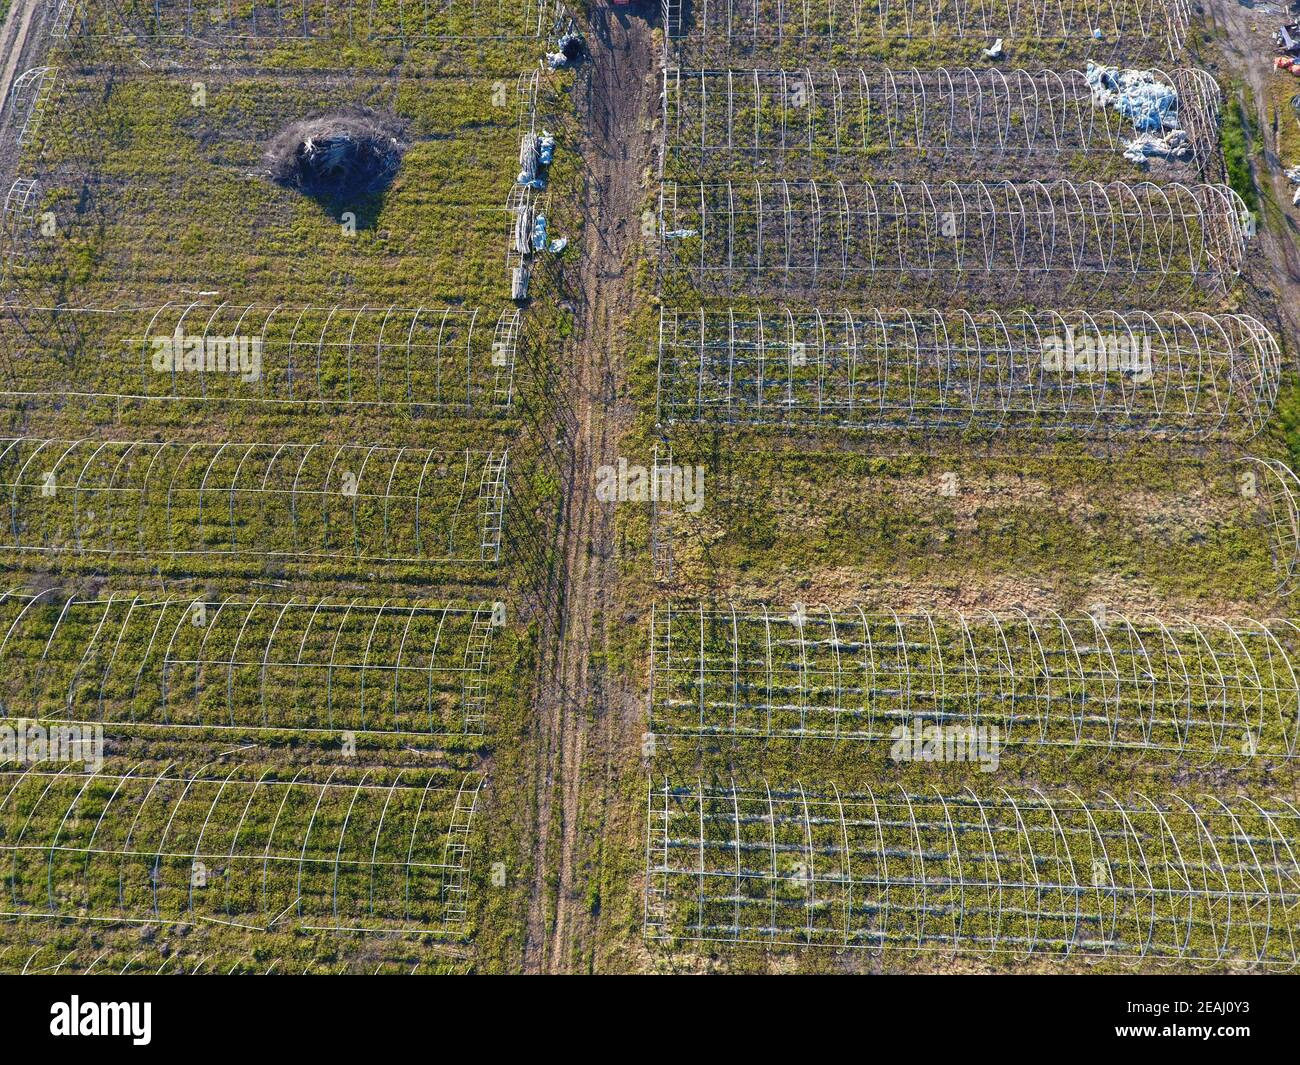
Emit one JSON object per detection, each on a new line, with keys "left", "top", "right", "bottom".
{"left": 0, "top": 19, "right": 576, "bottom": 973}
{"left": 3, "top": 8, "right": 1300, "bottom": 976}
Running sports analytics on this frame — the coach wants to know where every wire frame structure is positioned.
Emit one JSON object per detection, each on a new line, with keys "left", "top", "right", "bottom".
{"left": 49, "top": 0, "right": 78, "bottom": 37}
{"left": 60, "top": 0, "right": 556, "bottom": 41}
{"left": 655, "top": 307, "right": 1281, "bottom": 440}
{"left": 648, "top": 604, "right": 1300, "bottom": 758}
{"left": 659, "top": 179, "right": 1250, "bottom": 296}
{"left": 664, "top": 67, "right": 1222, "bottom": 175}
{"left": 0, "top": 591, "right": 501, "bottom": 736}
{"left": 0, "top": 303, "right": 519, "bottom": 411}
{"left": 3, "top": 68, "right": 59, "bottom": 150}
{"left": 0, "top": 180, "right": 42, "bottom": 273}
{"left": 660, "top": 0, "right": 1192, "bottom": 60}
{"left": 1243, "top": 457, "right": 1300, "bottom": 594}
{"left": 0, "top": 438, "right": 508, "bottom": 565}
{"left": 644, "top": 779, "right": 1300, "bottom": 966}
{"left": 0, "top": 765, "right": 482, "bottom": 935}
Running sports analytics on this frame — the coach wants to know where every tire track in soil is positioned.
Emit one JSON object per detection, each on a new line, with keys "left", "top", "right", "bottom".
{"left": 522, "top": 8, "right": 654, "bottom": 974}
{"left": 1209, "top": 0, "right": 1300, "bottom": 336}
{"left": 0, "top": 0, "right": 43, "bottom": 118}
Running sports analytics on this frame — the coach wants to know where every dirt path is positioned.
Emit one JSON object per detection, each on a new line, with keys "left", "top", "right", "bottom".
{"left": 0, "top": 0, "right": 44, "bottom": 117}
{"left": 522, "top": 8, "right": 655, "bottom": 974}
{"left": 1207, "top": 0, "right": 1300, "bottom": 338}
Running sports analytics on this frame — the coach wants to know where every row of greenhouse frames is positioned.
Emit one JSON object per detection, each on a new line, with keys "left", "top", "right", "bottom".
{"left": 0, "top": 764, "right": 483, "bottom": 934}
{"left": 648, "top": 603, "right": 1300, "bottom": 757}
{"left": 0, "top": 27, "right": 538, "bottom": 946}
{"left": 0, "top": 438, "right": 508, "bottom": 564}
{"left": 663, "top": 66, "right": 1222, "bottom": 174}
{"left": 0, "top": 944, "right": 466, "bottom": 974}
{"left": 655, "top": 307, "right": 1281, "bottom": 438}
{"left": 0, "top": 590, "right": 503, "bottom": 736}
{"left": 645, "top": 779, "right": 1300, "bottom": 966}
{"left": 0, "top": 302, "right": 521, "bottom": 410}
{"left": 53, "top": 0, "right": 559, "bottom": 43}
{"left": 645, "top": 0, "right": 1300, "bottom": 968}
{"left": 658, "top": 179, "right": 1252, "bottom": 296}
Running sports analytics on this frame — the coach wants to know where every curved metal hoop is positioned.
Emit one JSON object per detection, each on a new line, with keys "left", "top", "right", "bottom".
{"left": 3, "top": 68, "right": 58, "bottom": 150}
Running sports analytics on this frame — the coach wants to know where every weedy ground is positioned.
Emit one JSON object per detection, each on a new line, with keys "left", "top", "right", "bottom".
{"left": 3, "top": 11, "right": 1300, "bottom": 975}
{"left": 0, "top": 29, "right": 577, "bottom": 973}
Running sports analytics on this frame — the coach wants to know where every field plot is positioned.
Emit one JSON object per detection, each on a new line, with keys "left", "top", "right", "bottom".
{"left": 0, "top": 438, "right": 507, "bottom": 564}
{"left": 648, "top": 603, "right": 1300, "bottom": 756}
{"left": 1, "top": 0, "right": 1293, "bottom": 979}
{"left": 6, "top": 71, "right": 539, "bottom": 304}
{"left": 632, "top": 0, "right": 1300, "bottom": 978}
{"left": 663, "top": 66, "right": 1222, "bottom": 179}
{"left": 0, "top": 592, "right": 499, "bottom": 735}
{"left": 0, "top": 938, "right": 471, "bottom": 973}
{"left": 662, "top": 0, "right": 1191, "bottom": 62}
{"left": 0, "top": 303, "right": 519, "bottom": 411}
{"left": 655, "top": 307, "right": 1280, "bottom": 438}
{"left": 0, "top": 764, "right": 481, "bottom": 934}
{"left": 659, "top": 179, "right": 1250, "bottom": 300}
{"left": 61, "top": 0, "right": 555, "bottom": 42}
{"left": 0, "top": 0, "right": 575, "bottom": 974}
{"left": 644, "top": 780, "right": 1300, "bottom": 965}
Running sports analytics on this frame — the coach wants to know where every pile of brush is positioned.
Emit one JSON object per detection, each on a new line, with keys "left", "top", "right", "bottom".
{"left": 262, "top": 108, "right": 408, "bottom": 202}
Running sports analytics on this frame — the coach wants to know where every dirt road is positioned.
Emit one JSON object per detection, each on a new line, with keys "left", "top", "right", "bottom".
{"left": 0, "top": 0, "right": 46, "bottom": 118}
{"left": 522, "top": 8, "right": 655, "bottom": 973}
{"left": 1208, "top": 0, "right": 1300, "bottom": 337}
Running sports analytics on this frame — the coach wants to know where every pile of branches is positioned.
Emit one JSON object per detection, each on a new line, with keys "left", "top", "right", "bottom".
{"left": 262, "top": 108, "right": 409, "bottom": 202}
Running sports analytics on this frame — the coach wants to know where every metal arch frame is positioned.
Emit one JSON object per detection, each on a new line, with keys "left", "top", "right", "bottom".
{"left": 507, "top": 184, "right": 536, "bottom": 272}
{"left": 0, "top": 436, "right": 508, "bottom": 565}
{"left": 0, "top": 766, "right": 483, "bottom": 936}
{"left": 644, "top": 779, "right": 1300, "bottom": 967}
{"left": 655, "top": 305, "right": 1280, "bottom": 440}
{"left": 664, "top": 66, "right": 1220, "bottom": 175}
{"left": 0, "top": 302, "right": 519, "bottom": 412}
{"left": 489, "top": 308, "right": 522, "bottom": 409}
{"left": 516, "top": 70, "right": 540, "bottom": 143}
{"left": 0, "top": 592, "right": 502, "bottom": 738}
{"left": 661, "top": 179, "right": 1246, "bottom": 295}
{"left": 646, "top": 603, "right": 1300, "bottom": 758}
{"left": 438, "top": 771, "right": 484, "bottom": 927}
{"left": 0, "top": 179, "right": 42, "bottom": 270}
{"left": 1170, "top": 67, "right": 1225, "bottom": 173}
{"left": 3, "top": 68, "right": 58, "bottom": 150}
{"left": 664, "top": 0, "right": 1188, "bottom": 61}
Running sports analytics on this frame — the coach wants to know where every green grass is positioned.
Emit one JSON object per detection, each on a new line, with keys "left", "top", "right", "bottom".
{"left": 1223, "top": 85, "right": 1261, "bottom": 218}
{"left": 0, "top": 30, "right": 579, "bottom": 974}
